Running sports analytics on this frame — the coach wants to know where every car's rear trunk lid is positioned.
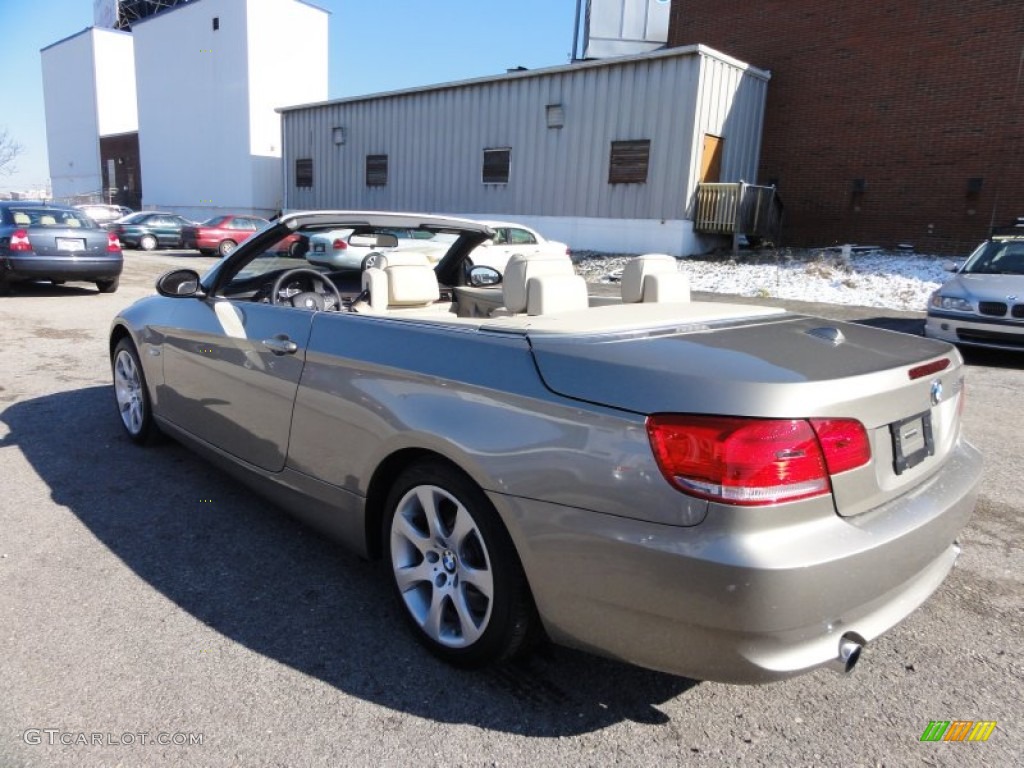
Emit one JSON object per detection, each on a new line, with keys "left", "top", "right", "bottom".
{"left": 527, "top": 312, "right": 965, "bottom": 517}
{"left": 27, "top": 226, "right": 111, "bottom": 257}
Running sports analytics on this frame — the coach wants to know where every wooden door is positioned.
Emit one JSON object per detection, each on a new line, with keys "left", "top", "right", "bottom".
{"left": 701, "top": 134, "right": 723, "bottom": 183}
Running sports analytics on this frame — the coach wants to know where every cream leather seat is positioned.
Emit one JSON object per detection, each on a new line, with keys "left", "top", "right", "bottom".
{"left": 621, "top": 254, "right": 690, "bottom": 303}
{"left": 357, "top": 252, "right": 446, "bottom": 313}
{"left": 493, "top": 252, "right": 588, "bottom": 316}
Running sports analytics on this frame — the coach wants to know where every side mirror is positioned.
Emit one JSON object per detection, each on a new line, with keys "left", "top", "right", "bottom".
{"left": 942, "top": 260, "right": 962, "bottom": 272}
{"left": 156, "top": 268, "right": 203, "bottom": 297}
{"left": 468, "top": 265, "right": 502, "bottom": 287}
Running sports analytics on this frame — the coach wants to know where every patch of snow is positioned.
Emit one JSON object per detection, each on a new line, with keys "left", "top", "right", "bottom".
{"left": 573, "top": 249, "right": 948, "bottom": 312}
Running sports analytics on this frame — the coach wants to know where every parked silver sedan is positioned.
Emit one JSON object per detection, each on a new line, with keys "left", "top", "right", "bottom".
{"left": 925, "top": 222, "right": 1024, "bottom": 351}
{"left": 109, "top": 211, "right": 981, "bottom": 684}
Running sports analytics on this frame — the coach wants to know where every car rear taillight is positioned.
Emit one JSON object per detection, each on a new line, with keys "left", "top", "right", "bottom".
{"left": 107, "top": 231, "right": 121, "bottom": 252}
{"left": 646, "top": 415, "right": 871, "bottom": 506}
{"left": 332, "top": 239, "right": 348, "bottom": 250}
{"left": 9, "top": 229, "right": 31, "bottom": 252}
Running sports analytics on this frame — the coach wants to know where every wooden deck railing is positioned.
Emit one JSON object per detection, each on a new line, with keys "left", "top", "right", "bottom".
{"left": 694, "top": 182, "right": 784, "bottom": 245}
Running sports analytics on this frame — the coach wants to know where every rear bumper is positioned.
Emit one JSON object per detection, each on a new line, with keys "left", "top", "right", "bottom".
{"left": 2, "top": 254, "right": 123, "bottom": 282}
{"left": 495, "top": 438, "right": 982, "bottom": 684}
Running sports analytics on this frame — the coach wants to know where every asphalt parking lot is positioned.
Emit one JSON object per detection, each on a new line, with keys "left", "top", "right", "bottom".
{"left": 1, "top": 250, "right": 1020, "bottom": 767}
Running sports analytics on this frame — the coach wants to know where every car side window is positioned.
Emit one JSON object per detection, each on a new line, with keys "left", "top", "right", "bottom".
{"left": 492, "top": 229, "right": 508, "bottom": 245}
{"left": 508, "top": 228, "right": 537, "bottom": 245}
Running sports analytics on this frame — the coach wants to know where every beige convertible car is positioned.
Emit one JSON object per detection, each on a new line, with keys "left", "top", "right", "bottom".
{"left": 109, "top": 211, "right": 982, "bottom": 684}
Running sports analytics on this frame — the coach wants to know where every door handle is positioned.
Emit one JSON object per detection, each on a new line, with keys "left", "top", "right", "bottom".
{"left": 261, "top": 336, "right": 298, "bottom": 355}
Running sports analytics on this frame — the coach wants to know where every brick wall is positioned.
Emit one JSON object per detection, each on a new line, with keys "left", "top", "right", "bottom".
{"left": 670, "top": 0, "right": 1024, "bottom": 254}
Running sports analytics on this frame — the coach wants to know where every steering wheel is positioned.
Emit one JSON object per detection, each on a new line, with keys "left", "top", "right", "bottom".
{"left": 270, "top": 268, "right": 343, "bottom": 311}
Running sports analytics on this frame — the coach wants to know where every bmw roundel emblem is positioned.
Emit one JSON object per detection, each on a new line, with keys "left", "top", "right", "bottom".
{"left": 930, "top": 379, "right": 943, "bottom": 406}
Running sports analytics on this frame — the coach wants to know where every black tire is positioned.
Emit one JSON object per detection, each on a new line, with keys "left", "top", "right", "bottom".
{"left": 96, "top": 277, "right": 119, "bottom": 293}
{"left": 111, "top": 337, "right": 159, "bottom": 444}
{"left": 361, "top": 252, "right": 383, "bottom": 271}
{"left": 139, "top": 234, "right": 157, "bottom": 251}
{"left": 218, "top": 239, "right": 237, "bottom": 257}
{"left": 384, "top": 460, "right": 538, "bottom": 667}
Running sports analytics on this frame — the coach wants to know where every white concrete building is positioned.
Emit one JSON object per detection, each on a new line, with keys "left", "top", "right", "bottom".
{"left": 41, "top": 27, "right": 138, "bottom": 201}
{"left": 132, "top": 0, "right": 328, "bottom": 219}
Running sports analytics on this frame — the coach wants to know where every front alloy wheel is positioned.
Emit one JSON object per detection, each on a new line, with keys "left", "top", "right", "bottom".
{"left": 112, "top": 338, "right": 157, "bottom": 444}
{"left": 385, "top": 461, "right": 536, "bottom": 666}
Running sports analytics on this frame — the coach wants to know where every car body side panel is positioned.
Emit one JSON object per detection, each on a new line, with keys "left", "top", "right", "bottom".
{"left": 156, "top": 298, "right": 314, "bottom": 472}
{"left": 286, "top": 312, "right": 710, "bottom": 527}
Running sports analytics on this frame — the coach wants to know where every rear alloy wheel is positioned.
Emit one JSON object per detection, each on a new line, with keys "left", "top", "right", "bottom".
{"left": 139, "top": 234, "right": 157, "bottom": 251}
{"left": 112, "top": 338, "right": 158, "bottom": 444}
{"left": 96, "top": 277, "right": 119, "bottom": 293}
{"left": 217, "top": 239, "right": 237, "bottom": 257}
{"left": 384, "top": 461, "right": 537, "bottom": 666}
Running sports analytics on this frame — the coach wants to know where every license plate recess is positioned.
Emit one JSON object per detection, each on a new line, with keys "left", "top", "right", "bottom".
{"left": 890, "top": 410, "right": 934, "bottom": 474}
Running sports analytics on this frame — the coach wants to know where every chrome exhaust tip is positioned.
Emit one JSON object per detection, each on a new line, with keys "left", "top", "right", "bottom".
{"left": 828, "top": 633, "right": 864, "bottom": 674}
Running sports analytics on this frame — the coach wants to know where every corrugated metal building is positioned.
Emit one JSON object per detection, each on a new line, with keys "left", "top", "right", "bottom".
{"left": 280, "top": 45, "right": 769, "bottom": 256}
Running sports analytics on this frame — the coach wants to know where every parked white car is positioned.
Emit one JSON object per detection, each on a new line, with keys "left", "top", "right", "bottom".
{"left": 469, "top": 221, "right": 570, "bottom": 273}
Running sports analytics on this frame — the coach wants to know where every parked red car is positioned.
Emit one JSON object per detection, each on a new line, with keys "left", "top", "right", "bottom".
{"left": 182, "top": 214, "right": 269, "bottom": 256}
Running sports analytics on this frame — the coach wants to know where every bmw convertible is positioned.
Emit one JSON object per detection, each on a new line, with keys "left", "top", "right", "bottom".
{"left": 109, "top": 211, "right": 982, "bottom": 684}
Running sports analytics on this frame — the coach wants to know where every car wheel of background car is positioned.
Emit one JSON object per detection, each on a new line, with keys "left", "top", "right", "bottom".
{"left": 218, "top": 240, "right": 236, "bottom": 257}
{"left": 96, "top": 277, "right": 119, "bottom": 294}
{"left": 112, "top": 337, "right": 158, "bottom": 444}
{"left": 361, "top": 252, "right": 383, "bottom": 271}
{"left": 139, "top": 234, "right": 157, "bottom": 251}
{"left": 384, "top": 460, "right": 538, "bottom": 667}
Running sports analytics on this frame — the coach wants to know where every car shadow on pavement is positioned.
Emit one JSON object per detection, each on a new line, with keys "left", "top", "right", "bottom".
{"left": 1, "top": 386, "right": 698, "bottom": 736}
{"left": 1, "top": 281, "right": 100, "bottom": 297}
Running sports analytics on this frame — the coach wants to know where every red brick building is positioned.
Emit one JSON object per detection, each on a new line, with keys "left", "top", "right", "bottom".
{"left": 669, "top": 1, "right": 1024, "bottom": 254}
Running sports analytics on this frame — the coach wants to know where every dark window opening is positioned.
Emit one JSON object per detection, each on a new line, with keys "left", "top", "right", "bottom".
{"left": 296, "top": 158, "right": 313, "bottom": 188}
{"left": 483, "top": 148, "right": 511, "bottom": 184}
{"left": 609, "top": 140, "right": 650, "bottom": 184}
{"left": 212, "top": 17, "right": 219, "bottom": 31}
{"left": 366, "top": 154, "right": 388, "bottom": 187}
